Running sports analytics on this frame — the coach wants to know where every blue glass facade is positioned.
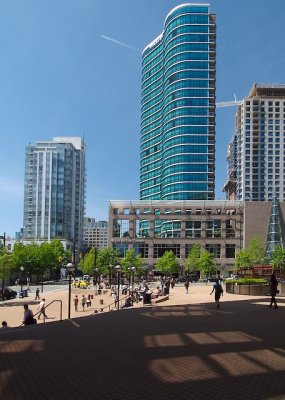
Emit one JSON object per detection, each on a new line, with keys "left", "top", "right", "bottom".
{"left": 140, "top": 4, "right": 216, "bottom": 200}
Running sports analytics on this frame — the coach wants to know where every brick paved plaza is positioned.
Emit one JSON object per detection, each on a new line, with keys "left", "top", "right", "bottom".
{"left": 1, "top": 284, "right": 285, "bottom": 400}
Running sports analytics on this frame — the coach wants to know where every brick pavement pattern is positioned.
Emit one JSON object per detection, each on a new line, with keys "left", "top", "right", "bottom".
{"left": 1, "top": 285, "right": 285, "bottom": 400}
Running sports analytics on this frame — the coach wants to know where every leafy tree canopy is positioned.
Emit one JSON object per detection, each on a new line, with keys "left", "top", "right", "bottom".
{"left": 155, "top": 251, "right": 180, "bottom": 276}
{"left": 185, "top": 244, "right": 201, "bottom": 273}
{"left": 121, "top": 248, "right": 143, "bottom": 276}
{"left": 197, "top": 251, "right": 216, "bottom": 277}
{"left": 235, "top": 236, "right": 267, "bottom": 270}
{"left": 77, "top": 247, "right": 119, "bottom": 276}
{"left": 271, "top": 245, "right": 285, "bottom": 270}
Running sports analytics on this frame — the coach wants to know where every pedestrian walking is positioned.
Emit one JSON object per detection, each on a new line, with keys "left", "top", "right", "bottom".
{"left": 269, "top": 273, "right": 278, "bottom": 309}
{"left": 112, "top": 292, "right": 118, "bottom": 308}
{"left": 38, "top": 298, "right": 48, "bottom": 320}
{"left": 74, "top": 295, "right": 79, "bottom": 311}
{"left": 35, "top": 288, "right": 40, "bottom": 300}
{"left": 184, "top": 280, "right": 190, "bottom": 294}
{"left": 81, "top": 294, "right": 87, "bottom": 311}
{"left": 86, "top": 294, "right": 92, "bottom": 308}
{"left": 210, "top": 279, "right": 223, "bottom": 309}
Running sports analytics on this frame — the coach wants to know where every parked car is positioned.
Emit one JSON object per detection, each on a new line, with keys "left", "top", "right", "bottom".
{"left": 74, "top": 280, "right": 89, "bottom": 288}
{"left": 0, "top": 288, "right": 17, "bottom": 300}
{"left": 187, "top": 274, "right": 199, "bottom": 283}
{"left": 177, "top": 274, "right": 199, "bottom": 283}
{"left": 204, "top": 276, "right": 223, "bottom": 283}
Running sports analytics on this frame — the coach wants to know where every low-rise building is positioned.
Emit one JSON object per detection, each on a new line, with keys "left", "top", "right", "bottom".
{"left": 108, "top": 199, "right": 285, "bottom": 277}
{"left": 108, "top": 200, "right": 244, "bottom": 277}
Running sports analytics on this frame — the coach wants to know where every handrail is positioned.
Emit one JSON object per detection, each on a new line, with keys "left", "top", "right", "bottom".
{"left": 20, "top": 299, "right": 62, "bottom": 326}
{"left": 94, "top": 295, "right": 129, "bottom": 314}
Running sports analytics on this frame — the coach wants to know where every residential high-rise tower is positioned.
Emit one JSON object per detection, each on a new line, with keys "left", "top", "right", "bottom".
{"left": 23, "top": 137, "right": 86, "bottom": 250}
{"left": 140, "top": 3, "right": 216, "bottom": 200}
{"left": 224, "top": 84, "right": 285, "bottom": 201}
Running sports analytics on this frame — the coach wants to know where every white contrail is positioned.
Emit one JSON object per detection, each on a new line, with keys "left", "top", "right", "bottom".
{"left": 101, "top": 35, "right": 140, "bottom": 52}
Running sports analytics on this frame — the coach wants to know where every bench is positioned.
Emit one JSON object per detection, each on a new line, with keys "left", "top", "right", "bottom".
{"left": 153, "top": 295, "right": 169, "bottom": 304}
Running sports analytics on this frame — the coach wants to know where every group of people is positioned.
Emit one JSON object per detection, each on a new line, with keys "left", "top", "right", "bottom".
{"left": 73, "top": 294, "right": 92, "bottom": 312}
{"left": 1, "top": 273, "right": 281, "bottom": 329}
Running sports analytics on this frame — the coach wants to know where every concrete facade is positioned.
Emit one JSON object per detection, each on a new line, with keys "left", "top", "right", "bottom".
{"left": 243, "top": 201, "right": 285, "bottom": 248}
{"left": 108, "top": 200, "right": 243, "bottom": 276}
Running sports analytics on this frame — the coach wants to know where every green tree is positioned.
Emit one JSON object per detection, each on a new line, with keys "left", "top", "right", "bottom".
{"left": 235, "top": 236, "right": 267, "bottom": 271}
{"left": 271, "top": 245, "right": 285, "bottom": 271}
{"left": 77, "top": 247, "right": 99, "bottom": 275}
{"left": 234, "top": 249, "right": 253, "bottom": 270}
{"left": 0, "top": 249, "right": 13, "bottom": 290}
{"left": 197, "top": 250, "right": 216, "bottom": 277}
{"left": 121, "top": 248, "right": 144, "bottom": 276}
{"left": 12, "top": 240, "right": 70, "bottom": 282}
{"left": 184, "top": 244, "right": 201, "bottom": 273}
{"left": 155, "top": 251, "right": 180, "bottom": 276}
{"left": 121, "top": 249, "right": 143, "bottom": 272}
{"left": 97, "top": 248, "right": 119, "bottom": 275}
{"left": 247, "top": 236, "right": 267, "bottom": 265}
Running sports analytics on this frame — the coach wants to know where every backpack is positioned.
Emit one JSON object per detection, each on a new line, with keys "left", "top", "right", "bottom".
{"left": 216, "top": 283, "right": 223, "bottom": 294}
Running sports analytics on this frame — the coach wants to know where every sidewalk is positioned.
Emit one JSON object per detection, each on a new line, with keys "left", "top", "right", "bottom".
{"left": 0, "top": 285, "right": 119, "bottom": 327}
{"left": 1, "top": 284, "right": 285, "bottom": 400}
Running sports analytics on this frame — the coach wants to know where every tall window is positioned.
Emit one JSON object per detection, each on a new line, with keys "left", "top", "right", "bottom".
{"left": 205, "top": 220, "right": 221, "bottom": 238}
{"left": 185, "top": 220, "right": 201, "bottom": 238}
{"left": 134, "top": 243, "right": 149, "bottom": 258}
{"left": 226, "top": 244, "right": 235, "bottom": 258}
{"left": 226, "top": 220, "right": 236, "bottom": 238}
{"left": 154, "top": 244, "right": 180, "bottom": 258}
{"left": 205, "top": 244, "right": 221, "bottom": 258}
{"left": 113, "top": 243, "right": 128, "bottom": 257}
{"left": 113, "top": 220, "right": 129, "bottom": 238}
{"left": 135, "top": 220, "right": 149, "bottom": 238}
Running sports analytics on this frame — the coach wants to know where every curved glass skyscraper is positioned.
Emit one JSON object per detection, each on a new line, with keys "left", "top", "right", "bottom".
{"left": 140, "top": 3, "right": 216, "bottom": 200}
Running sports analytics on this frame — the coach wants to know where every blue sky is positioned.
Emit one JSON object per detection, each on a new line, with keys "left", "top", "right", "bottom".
{"left": 1, "top": 0, "right": 285, "bottom": 237}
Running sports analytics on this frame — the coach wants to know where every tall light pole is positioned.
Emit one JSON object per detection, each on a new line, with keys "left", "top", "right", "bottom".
{"left": 108, "top": 264, "right": 112, "bottom": 287}
{"left": 128, "top": 267, "right": 131, "bottom": 295}
{"left": 131, "top": 266, "right": 136, "bottom": 293}
{"left": 94, "top": 267, "right": 98, "bottom": 286}
{"left": 93, "top": 247, "right": 97, "bottom": 286}
{"left": 115, "top": 265, "right": 121, "bottom": 310}
{"left": 0, "top": 233, "right": 6, "bottom": 291}
{"left": 20, "top": 266, "right": 24, "bottom": 296}
{"left": 66, "top": 263, "right": 75, "bottom": 319}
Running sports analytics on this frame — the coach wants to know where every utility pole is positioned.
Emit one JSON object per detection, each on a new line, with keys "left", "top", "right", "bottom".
{"left": 0, "top": 233, "right": 6, "bottom": 292}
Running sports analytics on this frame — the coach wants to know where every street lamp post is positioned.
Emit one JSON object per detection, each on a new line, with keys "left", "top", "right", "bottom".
{"left": 94, "top": 267, "right": 98, "bottom": 287}
{"left": 0, "top": 233, "right": 6, "bottom": 291}
{"left": 131, "top": 266, "right": 136, "bottom": 293}
{"left": 108, "top": 264, "right": 112, "bottom": 287}
{"left": 20, "top": 266, "right": 24, "bottom": 296}
{"left": 115, "top": 265, "right": 121, "bottom": 310}
{"left": 128, "top": 267, "right": 131, "bottom": 295}
{"left": 66, "top": 262, "right": 75, "bottom": 319}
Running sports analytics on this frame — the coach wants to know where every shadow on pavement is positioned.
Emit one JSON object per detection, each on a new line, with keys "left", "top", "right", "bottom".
{"left": 1, "top": 297, "right": 285, "bottom": 400}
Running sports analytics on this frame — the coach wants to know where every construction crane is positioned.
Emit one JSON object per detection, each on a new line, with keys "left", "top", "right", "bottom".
{"left": 216, "top": 94, "right": 242, "bottom": 108}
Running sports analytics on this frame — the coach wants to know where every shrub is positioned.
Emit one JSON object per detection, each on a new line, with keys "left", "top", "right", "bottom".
{"left": 225, "top": 278, "right": 268, "bottom": 285}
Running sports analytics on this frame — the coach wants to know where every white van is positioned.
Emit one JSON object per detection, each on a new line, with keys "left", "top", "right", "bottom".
{"left": 83, "top": 274, "right": 90, "bottom": 282}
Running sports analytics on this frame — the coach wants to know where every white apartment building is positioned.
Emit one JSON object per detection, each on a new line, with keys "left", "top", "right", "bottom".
{"left": 83, "top": 217, "right": 108, "bottom": 251}
{"left": 224, "top": 83, "right": 285, "bottom": 201}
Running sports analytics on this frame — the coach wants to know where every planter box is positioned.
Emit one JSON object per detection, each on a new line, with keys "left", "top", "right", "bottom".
{"left": 226, "top": 283, "right": 269, "bottom": 296}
